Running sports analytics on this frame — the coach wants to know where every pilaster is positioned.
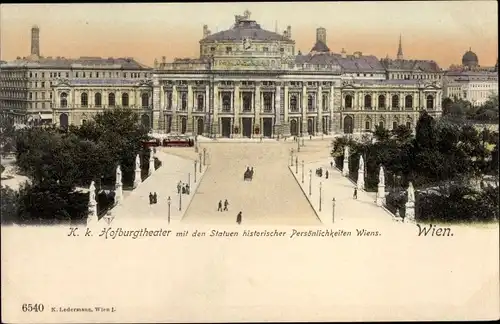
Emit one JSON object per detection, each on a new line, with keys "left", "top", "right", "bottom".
{"left": 187, "top": 84, "right": 193, "bottom": 134}
{"left": 317, "top": 85, "right": 323, "bottom": 135}
{"left": 233, "top": 84, "right": 240, "bottom": 130}
{"left": 212, "top": 84, "right": 219, "bottom": 136}
{"left": 254, "top": 84, "right": 261, "bottom": 132}
{"left": 301, "top": 84, "right": 307, "bottom": 136}
{"left": 171, "top": 85, "right": 178, "bottom": 133}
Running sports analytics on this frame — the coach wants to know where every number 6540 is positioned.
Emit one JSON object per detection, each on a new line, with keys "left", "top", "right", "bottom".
{"left": 22, "top": 304, "right": 44, "bottom": 312}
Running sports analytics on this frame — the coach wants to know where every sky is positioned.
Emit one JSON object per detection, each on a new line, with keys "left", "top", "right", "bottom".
{"left": 0, "top": 2, "right": 498, "bottom": 68}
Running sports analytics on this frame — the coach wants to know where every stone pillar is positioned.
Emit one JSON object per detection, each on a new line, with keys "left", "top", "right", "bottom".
{"left": 157, "top": 84, "right": 165, "bottom": 131}
{"left": 330, "top": 85, "right": 335, "bottom": 134}
{"left": 342, "top": 146, "right": 349, "bottom": 177}
{"left": 213, "top": 84, "right": 219, "bottom": 136}
{"left": 254, "top": 84, "right": 261, "bottom": 136}
{"left": 317, "top": 85, "right": 323, "bottom": 135}
{"left": 233, "top": 84, "right": 240, "bottom": 137}
{"left": 133, "top": 154, "right": 142, "bottom": 188}
{"left": 357, "top": 155, "right": 365, "bottom": 190}
{"left": 283, "top": 84, "right": 290, "bottom": 136}
{"left": 187, "top": 84, "right": 193, "bottom": 134}
{"left": 115, "top": 165, "right": 123, "bottom": 205}
{"left": 87, "top": 181, "right": 98, "bottom": 226}
{"left": 171, "top": 85, "right": 178, "bottom": 133}
{"left": 274, "top": 83, "right": 281, "bottom": 136}
{"left": 301, "top": 84, "right": 307, "bottom": 136}
{"left": 152, "top": 81, "right": 161, "bottom": 130}
{"left": 405, "top": 182, "right": 416, "bottom": 223}
{"left": 377, "top": 165, "right": 386, "bottom": 206}
{"left": 148, "top": 147, "right": 155, "bottom": 176}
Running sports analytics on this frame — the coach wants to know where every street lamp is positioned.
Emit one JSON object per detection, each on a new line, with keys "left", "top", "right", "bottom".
{"left": 203, "top": 148, "right": 207, "bottom": 166}
{"left": 319, "top": 182, "right": 322, "bottom": 212}
{"left": 301, "top": 160, "right": 305, "bottom": 184}
{"left": 188, "top": 172, "right": 191, "bottom": 189}
{"left": 178, "top": 185, "right": 182, "bottom": 211}
{"left": 167, "top": 196, "right": 171, "bottom": 224}
{"left": 194, "top": 160, "right": 197, "bottom": 183}
{"left": 332, "top": 197, "right": 336, "bottom": 223}
{"left": 309, "top": 169, "right": 312, "bottom": 196}
{"left": 297, "top": 137, "right": 300, "bottom": 152}
{"left": 290, "top": 148, "right": 294, "bottom": 166}
{"left": 302, "top": 137, "right": 305, "bottom": 147}
{"left": 295, "top": 156, "right": 298, "bottom": 174}
{"left": 199, "top": 152, "right": 202, "bottom": 172}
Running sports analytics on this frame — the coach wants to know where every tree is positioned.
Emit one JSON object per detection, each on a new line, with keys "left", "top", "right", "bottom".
{"left": 1, "top": 185, "right": 19, "bottom": 225}
{"left": 415, "top": 111, "right": 436, "bottom": 151}
{"left": 373, "top": 125, "right": 391, "bottom": 142}
{"left": 391, "top": 125, "right": 413, "bottom": 144}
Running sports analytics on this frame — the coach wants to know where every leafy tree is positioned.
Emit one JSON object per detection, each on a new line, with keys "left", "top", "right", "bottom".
{"left": 373, "top": 125, "right": 391, "bottom": 142}
{"left": 1, "top": 185, "right": 19, "bottom": 225}
{"left": 391, "top": 125, "right": 413, "bottom": 144}
{"left": 415, "top": 111, "right": 436, "bottom": 151}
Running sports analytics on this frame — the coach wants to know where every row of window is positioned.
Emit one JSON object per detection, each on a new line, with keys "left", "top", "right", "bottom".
{"left": 60, "top": 92, "right": 150, "bottom": 108}
{"left": 28, "top": 71, "right": 152, "bottom": 79}
{"left": 28, "top": 92, "right": 52, "bottom": 100}
{"left": 343, "top": 94, "right": 435, "bottom": 109}
{"left": 0, "top": 91, "right": 27, "bottom": 99}
{"left": 391, "top": 74, "right": 441, "bottom": 80}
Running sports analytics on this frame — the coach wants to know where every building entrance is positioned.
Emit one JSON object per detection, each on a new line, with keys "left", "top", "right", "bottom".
{"left": 242, "top": 117, "right": 252, "bottom": 138}
{"left": 221, "top": 118, "right": 231, "bottom": 138}
{"left": 263, "top": 118, "right": 273, "bottom": 137}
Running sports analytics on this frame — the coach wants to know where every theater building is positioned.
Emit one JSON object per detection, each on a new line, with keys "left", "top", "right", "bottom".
{"left": 151, "top": 11, "right": 443, "bottom": 137}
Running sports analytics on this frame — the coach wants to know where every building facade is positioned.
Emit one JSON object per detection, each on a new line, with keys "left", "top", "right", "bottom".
{"left": 443, "top": 50, "right": 498, "bottom": 106}
{"left": 0, "top": 26, "right": 154, "bottom": 126}
{"left": 151, "top": 11, "right": 443, "bottom": 138}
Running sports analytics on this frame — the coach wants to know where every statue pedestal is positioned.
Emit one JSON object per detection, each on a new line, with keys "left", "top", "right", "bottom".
{"left": 115, "top": 183, "right": 123, "bottom": 205}
{"left": 376, "top": 185, "right": 386, "bottom": 206}
{"left": 133, "top": 169, "right": 142, "bottom": 188}
{"left": 148, "top": 159, "right": 155, "bottom": 176}
{"left": 342, "top": 159, "right": 349, "bottom": 176}
{"left": 405, "top": 202, "right": 415, "bottom": 223}
{"left": 357, "top": 171, "right": 365, "bottom": 191}
{"left": 87, "top": 203, "right": 98, "bottom": 226}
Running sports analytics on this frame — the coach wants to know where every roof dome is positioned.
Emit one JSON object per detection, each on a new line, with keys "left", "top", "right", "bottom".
{"left": 462, "top": 49, "right": 478, "bottom": 67}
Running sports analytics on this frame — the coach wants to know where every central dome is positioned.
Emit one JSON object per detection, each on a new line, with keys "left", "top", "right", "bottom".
{"left": 202, "top": 16, "right": 290, "bottom": 42}
{"left": 462, "top": 49, "right": 479, "bottom": 68}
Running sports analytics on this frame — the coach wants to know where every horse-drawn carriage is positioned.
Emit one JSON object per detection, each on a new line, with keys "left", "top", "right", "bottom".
{"left": 243, "top": 167, "right": 254, "bottom": 181}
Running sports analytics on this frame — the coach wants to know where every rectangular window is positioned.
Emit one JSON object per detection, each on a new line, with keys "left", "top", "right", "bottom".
{"left": 226, "top": 47, "right": 232, "bottom": 53}
{"left": 263, "top": 47, "right": 268, "bottom": 52}
{"left": 58, "top": 72, "right": 61, "bottom": 77}
{"left": 76, "top": 72, "right": 79, "bottom": 77}
{"left": 42, "top": 102, "right": 45, "bottom": 109}
{"left": 66, "top": 72, "right": 69, "bottom": 77}
{"left": 41, "top": 81, "right": 45, "bottom": 88}
{"left": 42, "top": 72, "right": 45, "bottom": 78}
{"left": 42, "top": 92, "right": 45, "bottom": 99}
{"left": 96, "top": 72, "right": 99, "bottom": 78}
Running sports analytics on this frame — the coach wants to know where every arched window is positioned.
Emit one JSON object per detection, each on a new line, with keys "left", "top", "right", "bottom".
{"left": 307, "top": 94, "right": 314, "bottom": 111}
{"left": 406, "top": 121, "right": 412, "bottom": 129}
{"left": 108, "top": 93, "right": 115, "bottom": 107}
{"left": 181, "top": 93, "right": 187, "bottom": 110}
{"left": 379, "top": 121, "right": 384, "bottom": 129}
{"left": 378, "top": 95, "right": 386, "bottom": 109}
{"left": 345, "top": 95, "right": 353, "bottom": 109}
{"left": 95, "top": 93, "right": 102, "bottom": 107}
{"left": 60, "top": 92, "right": 68, "bottom": 108}
{"left": 322, "top": 94, "right": 328, "bottom": 110}
{"left": 405, "top": 95, "right": 413, "bottom": 109}
{"left": 141, "top": 93, "right": 149, "bottom": 108}
{"left": 167, "top": 93, "right": 172, "bottom": 110}
{"left": 222, "top": 94, "right": 231, "bottom": 111}
{"left": 290, "top": 95, "right": 298, "bottom": 111}
{"left": 263, "top": 93, "right": 272, "bottom": 112}
{"left": 426, "top": 95, "right": 434, "bottom": 109}
{"left": 365, "top": 120, "right": 371, "bottom": 131}
{"left": 392, "top": 95, "right": 399, "bottom": 110}
{"left": 364, "top": 95, "right": 372, "bottom": 109}
{"left": 392, "top": 121, "right": 398, "bottom": 130}
{"left": 242, "top": 93, "right": 251, "bottom": 111}
{"left": 81, "top": 92, "right": 88, "bottom": 107}
{"left": 197, "top": 94, "right": 204, "bottom": 111}
{"left": 122, "top": 93, "right": 129, "bottom": 107}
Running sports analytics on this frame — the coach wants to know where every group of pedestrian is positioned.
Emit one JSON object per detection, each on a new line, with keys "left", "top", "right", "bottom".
{"left": 217, "top": 199, "right": 230, "bottom": 212}
{"left": 177, "top": 181, "right": 190, "bottom": 195}
{"left": 316, "top": 167, "right": 329, "bottom": 179}
{"left": 149, "top": 192, "right": 158, "bottom": 204}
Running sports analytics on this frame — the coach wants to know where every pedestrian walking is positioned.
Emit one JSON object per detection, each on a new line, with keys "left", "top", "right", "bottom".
{"left": 217, "top": 200, "right": 223, "bottom": 212}
{"left": 177, "top": 181, "right": 182, "bottom": 194}
{"left": 330, "top": 161, "right": 333, "bottom": 168}
{"left": 149, "top": 192, "right": 153, "bottom": 205}
{"left": 153, "top": 192, "right": 158, "bottom": 204}
{"left": 326, "top": 170, "right": 329, "bottom": 179}
{"left": 224, "top": 199, "right": 229, "bottom": 211}
{"left": 236, "top": 211, "right": 242, "bottom": 225}
{"left": 353, "top": 187, "right": 358, "bottom": 199}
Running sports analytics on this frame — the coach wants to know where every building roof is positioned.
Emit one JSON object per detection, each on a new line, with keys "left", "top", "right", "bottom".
{"left": 310, "top": 40, "right": 330, "bottom": 53}
{"left": 202, "top": 18, "right": 291, "bottom": 42}
{"left": 2, "top": 56, "right": 152, "bottom": 70}
{"left": 380, "top": 58, "right": 441, "bottom": 72}
{"left": 462, "top": 50, "right": 479, "bottom": 67}
{"left": 295, "top": 53, "right": 385, "bottom": 72}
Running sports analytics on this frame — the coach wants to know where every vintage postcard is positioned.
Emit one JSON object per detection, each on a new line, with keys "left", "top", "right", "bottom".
{"left": 1, "top": 1, "right": 499, "bottom": 322}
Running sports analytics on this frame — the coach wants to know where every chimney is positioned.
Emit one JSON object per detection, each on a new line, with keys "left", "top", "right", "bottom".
{"left": 31, "top": 25, "right": 40, "bottom": 56}
{"left": 341, "top": 48, "right": 347, "bottom": 58}
{"left": 286, "top": 25, "right": 292, "bottom": 39}
{"left": 316, "top": 27, "right": 326, "bottom": 44}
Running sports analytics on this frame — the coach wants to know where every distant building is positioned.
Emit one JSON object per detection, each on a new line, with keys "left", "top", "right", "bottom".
{"left": 443, "top": 49, "right": 498, "bottom": 106}
{"left": 152, "top": 11, "right": 442, "bottom": 137}
{"left": 0, "top": 26, "right": 153, "bottom": 126}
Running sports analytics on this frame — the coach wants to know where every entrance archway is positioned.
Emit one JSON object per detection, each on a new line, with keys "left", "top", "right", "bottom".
{"left": 59, "top": 113, "right": 69, "bottom": 128}
{"left": 290, "top": 119, "right": 298, "bottom": 136}
{"left": 307, "top": 118, "right": 314, "bottom": 135}
{"left": 242, "top": 118, "right": 252, "bottom": 138}
{"left": 197, "top": 118, "right": 204, "bottom": 136}
{"left": 180, "top": 117, "right": 187, "bottom": 134}
{"left": 343, "top": 115, "right": 353, "bottom": 134}
{"left": 221, "top": 118, "right": 231, "bottom": 138}
{"left": 263, "top": 118, "right": 273, "bottom": 137}
{"left": 322, "top": 117, "right": 328, "bottom": 134}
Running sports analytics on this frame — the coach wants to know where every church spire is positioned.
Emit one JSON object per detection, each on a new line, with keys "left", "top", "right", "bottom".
{"left": 397, "top": 34, "right": 404, "bottom": 60}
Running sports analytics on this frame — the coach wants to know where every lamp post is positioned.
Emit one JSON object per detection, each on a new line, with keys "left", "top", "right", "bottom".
{"left": 178, "top": 185, "right": 182, "bottom": 211}
{"left": 167, "top": 196, "right": 171, "bottom": 224}
{"left": 290, "top": 148, "right": 294, "bottom": 166}
{"left": 301, "top": 160, "right": 305, "bottom": 183}
{"left": 194, "top": 160, "right": 197, "bottom": 183}
{"left": 295, "top": 156, "right": 298, "bottom": 174}
{"left": 302, "top": 137, "right": 305, "bottom": 147}
{"left": 199, "top": 152, "right": 202, "bottom": 172}
{"left": 332, "top": 197, "right": 336, "bottom": 223}
{"left": 309, "top": 169, "right": 312, "bottom": 196}
{"left": 297, "top": 137, "right": 300, "bottom": 152}
{"left": 203, "top": 147, "right": 207, "bottom": 166}
{"left": 319, "top": 182, "right": 322, "bottom": 212}
{"left": 188, "top": 172, "right": 191, "bottom": 189}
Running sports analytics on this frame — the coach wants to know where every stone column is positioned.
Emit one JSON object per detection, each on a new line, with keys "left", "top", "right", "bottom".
{"left": 187, "top": 84, "right": 193, "bottom": 134}
{"left": 254, "top": 84, "right": 261, "bottom": 136}
{"left": 330, "top": 85, "right": 335, "bottom": 134}
{"left": 301, "top": 84, "right": 307, "bottom": 136}
{"left": 213, "top": 84, "right": 219, "bottom": 136}
{"left": 148, "top": 147, "right": 155, "bottom": 176}
{"left": 317, "top": 85, "right": 323, "bottom": 135}
{"left": 405, "top": 182, "right": 416, "bottom": 223}
{"left": 87, "top": 181, "right": 98, "bottom": 226}
{"left": 377, "top": 165, "right": 386, "bottom": 206}
{"left": 233, "top": 84, "right": 240, "bottom": 137}
{"left": 115, "top": 165, "right": 123, "bottom": 205}
{"left": 152, "top": 81, "right": 161, "bottom": 130}
{"left": 133, "top": 154, "right": 142, "bottom": 188}
{"left": 171, "top": 85, "right": 178, "bottom": 133}
{"left": 283, "top": 84, "right": 290, "bottom": 136}
{"left": 274, "top": 83, "right": 281, "bottom": 136}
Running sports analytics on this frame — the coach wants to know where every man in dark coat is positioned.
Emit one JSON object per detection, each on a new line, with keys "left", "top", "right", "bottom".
{"left": 353, "top": 187, "right": 358, "bottom": 199}
{"left": 217, "top": 200, "right": 223, "bottom": 212}
{"left": 153, "top": 192, "right": 158, "bottom": 204}
{"left": 236, "top": 211, "right": 242, "bottom": 225}
{"left": 326, "top": 170, "right": 329, "bottom": 179}
{"left": 149, "top": 192, "right": 153, "bottom": 204}
{"left": 224, "top": 199, "right": 229, "bottom": 211}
